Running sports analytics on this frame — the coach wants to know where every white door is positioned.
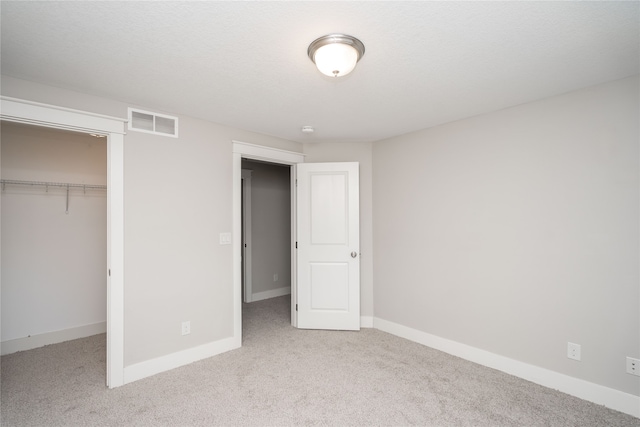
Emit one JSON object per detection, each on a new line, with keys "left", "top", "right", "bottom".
{"left": 296, "top": 162, "right": 360, "bottom": 330}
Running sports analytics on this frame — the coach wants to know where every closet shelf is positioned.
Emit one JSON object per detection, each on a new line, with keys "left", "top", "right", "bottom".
{"left": 1, "top": 179, "right": 107, "bottom": 214}
{"left": 0, "top": 179, "right": 106, "bottom": 191}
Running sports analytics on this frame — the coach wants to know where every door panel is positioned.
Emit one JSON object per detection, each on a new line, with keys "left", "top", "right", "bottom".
{"left": 296, "top": 162, "right": 360, "bottom": 330}
{"left": 310, "top": 262, "right": 349, "bottom": 310}
{"left": 310, "top": 173, "right": 347, "bottom": 244}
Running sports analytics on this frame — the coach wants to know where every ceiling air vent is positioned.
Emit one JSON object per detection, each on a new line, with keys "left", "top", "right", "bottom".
{"left": 128, "top": 108, "right": 178, "bottom": 138}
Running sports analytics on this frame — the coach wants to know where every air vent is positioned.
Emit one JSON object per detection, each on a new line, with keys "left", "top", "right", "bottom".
{"left": 128, "top": 108, "right": 178, "bottom": 137}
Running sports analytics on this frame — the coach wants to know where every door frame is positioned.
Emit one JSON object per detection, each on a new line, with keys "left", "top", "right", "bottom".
{"left": 0, "top": 96, "right": 126, "bottom": 388}
{"left": 232, "top": 141, "right": 305, "bottom": 336}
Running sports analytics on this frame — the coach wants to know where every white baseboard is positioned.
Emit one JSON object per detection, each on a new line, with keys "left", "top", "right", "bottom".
{"left": 1, "top": 322, "right": 106, "bottom": 356}
{"left": 360, "top": 316, "right": 374, "bottom": 328}
{"left": 124, "top": 336, "right": 239, "bottom": 385}
{"left": 251, "top": 286, "right": 291, "bottom": 302}
{"left": 373, "top": 317, "right": 640, "bottom": 419}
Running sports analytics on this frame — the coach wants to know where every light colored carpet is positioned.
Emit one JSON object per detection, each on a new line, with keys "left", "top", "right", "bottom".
{"left": 1, "top": 295, "right": 637, "bottom": 426}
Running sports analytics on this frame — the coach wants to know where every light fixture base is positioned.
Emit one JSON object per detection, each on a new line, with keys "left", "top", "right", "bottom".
{"left": 308, "top": 34, "right": 365, "bottom": 77}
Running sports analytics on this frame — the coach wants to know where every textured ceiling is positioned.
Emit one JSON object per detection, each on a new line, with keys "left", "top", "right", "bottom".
{"left": 1, "top": 1, "right": 638, "bottom": 144}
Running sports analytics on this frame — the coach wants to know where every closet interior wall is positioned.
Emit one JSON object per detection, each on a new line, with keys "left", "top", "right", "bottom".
{"left": 1, "top": 122, "right": 107, "bottom": 354}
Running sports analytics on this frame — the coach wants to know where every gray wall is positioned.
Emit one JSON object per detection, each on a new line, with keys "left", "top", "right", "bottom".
{"left": 242, "top": 159, "right": 291, "bottom": 298}
{"left": 372, "top": 76, "right": 639, "bottom": 395}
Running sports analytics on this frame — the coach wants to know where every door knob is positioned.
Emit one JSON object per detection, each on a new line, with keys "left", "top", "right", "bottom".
{"left": 351, "top": 251, "right": 358, "bottom": 258}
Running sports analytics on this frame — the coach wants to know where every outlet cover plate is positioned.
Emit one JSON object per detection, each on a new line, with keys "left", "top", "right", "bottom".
{"left": 567, "top": 342, "right": 581, "bottom": 361}
{"left": 181, "top": 321, "right": 191, "bottom": 336}
{"left": 627, "top": 357, "right": 640, "bottom": 376}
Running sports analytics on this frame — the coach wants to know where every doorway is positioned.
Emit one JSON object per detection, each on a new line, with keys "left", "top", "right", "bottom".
{"left": 232, "top": 141, "right": 305, "bottom": 342}
{"left": 0, "top": 97, "right": 126, "bottom": 388}
{"left": 233, "top": 142, "right": 362, "bottom": 341}
{"left": 241, "top": 159, "right": 291, "bottom": 306}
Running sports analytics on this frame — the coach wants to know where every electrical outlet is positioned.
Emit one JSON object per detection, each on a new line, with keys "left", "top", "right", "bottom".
{"left": 181, "top": 321, "right": 191, "bottom": 336}
{"left": 273, "top": 273, "right": 278, "bottom": 282}
{"left": 627, "top": 357, "right": 640, "bottom": 376}
{"left": 567, "top": 342, "right": 581, "bottom": 361}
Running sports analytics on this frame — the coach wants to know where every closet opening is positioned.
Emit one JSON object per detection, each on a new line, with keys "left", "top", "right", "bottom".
{"left": 0, "top": 97, "right": 125, "bottom": 388}
{"left": 1, "top": 123, "right": 108, "bottom": 366}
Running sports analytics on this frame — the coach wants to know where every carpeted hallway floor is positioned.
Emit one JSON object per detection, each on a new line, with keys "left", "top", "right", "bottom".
{"left": 1, "top": 295, "right": 637, "bottom": 426}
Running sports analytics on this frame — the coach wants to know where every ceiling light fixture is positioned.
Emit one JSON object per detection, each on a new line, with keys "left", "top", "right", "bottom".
{"left": 308, "top": 34, "right": 365, "bottom": 78}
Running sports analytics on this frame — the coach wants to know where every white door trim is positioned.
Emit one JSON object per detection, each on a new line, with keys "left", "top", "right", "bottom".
{"left": 241, "top": 169, "right": 253, "bottom": 303}
{"left": 0, "top": 96, "right": 126, "bottom": 388}
{"left": 232, "top": 141, "right": 305, "bottom": 338}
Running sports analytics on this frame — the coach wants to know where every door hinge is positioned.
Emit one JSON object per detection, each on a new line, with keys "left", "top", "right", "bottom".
{"left": 296, "top": 304, "right": 298, "bottom": 312}
{"left": 108, "top": 269, "right": 111, "bottom": 277}
{"left": 295, "top": 241, "right": 298, "bottom": 249}
{"left": 295, "top": 179, "right": 298, "bottom": 186}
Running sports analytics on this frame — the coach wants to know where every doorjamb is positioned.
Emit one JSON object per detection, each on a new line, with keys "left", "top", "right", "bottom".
{"left": 241, "top": 169, "right": 253, "bottom": 303}
{"left": 0, "top": 96, "right": 126, "bottom": 388}
{"left": 232, "top": 141, "right": 305, "bottom": 338}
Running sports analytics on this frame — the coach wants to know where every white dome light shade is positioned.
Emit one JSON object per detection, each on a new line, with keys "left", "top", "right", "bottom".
{"left": 314, "top": 43, "right": 359, "bottom": 77}
{"left": 308, "top": 34, "right": 365, "bottom": 78}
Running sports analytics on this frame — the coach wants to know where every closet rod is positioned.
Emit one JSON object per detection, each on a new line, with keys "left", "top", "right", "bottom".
{"left": 0, "top": 179, "right": 107, "bottom": 191}
{"left": 1, "top": 179, "right": 106, "bottom": 214}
